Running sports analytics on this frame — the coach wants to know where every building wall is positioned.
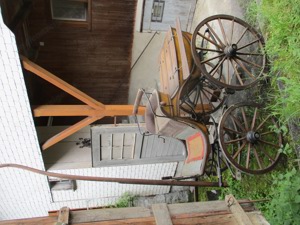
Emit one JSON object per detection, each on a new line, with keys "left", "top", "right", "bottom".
{"left": 142, "top": 0, "right": 196, "bottom": 32}
{"left": 0, "top": 10, "right": 178, "bottom": 220}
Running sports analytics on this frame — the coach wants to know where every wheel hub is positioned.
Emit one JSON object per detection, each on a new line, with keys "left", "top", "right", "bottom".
{"left": 246, "top": 131, "right": 260, "bottom": 144}
{"left": 225, "top": 44, "right": 238, "bottom": 57}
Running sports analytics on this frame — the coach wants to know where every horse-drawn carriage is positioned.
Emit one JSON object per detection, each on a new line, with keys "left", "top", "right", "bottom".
{"left": 133, "top": 15, "right": 282, "bottom": 183}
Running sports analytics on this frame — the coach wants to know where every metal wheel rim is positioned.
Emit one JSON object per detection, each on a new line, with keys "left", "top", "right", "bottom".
{"left": 218, "top": 102, "right": 282, "bottom": 174}
{"left": 191, "top": 14, "right": 266, "bottom": 90}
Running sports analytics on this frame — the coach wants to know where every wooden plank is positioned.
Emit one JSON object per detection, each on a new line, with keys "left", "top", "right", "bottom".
{"left": 33, "top": 105, "right": 145, "bottom": 117}
{"left": 42, "top": 116, "right": 102, "bottom": 150}
{"left": 70, "top": 207, "right": 152, "bottom": 223}
{"left": 56, "top": 207, "right": 69, "bottom": 225}
{"left": 168, "top": 201, "right": 230, "bottom": 215}
{"left": 164, "top": 31, "right": 179, "bottom": 98}
{"left": 225, "top": 194, "right": 254, "bottom": 225}
{"left": 152, "top": 204, "right": 173, "bottom": 225}
{"left": 175, "top": 17, "right": 190, "bottom": 80}
{"left": 21, "top": 56, "right": 105, "bottom": 110}
{"left": 159, "top": 44, "right": 169, "bottom": 94}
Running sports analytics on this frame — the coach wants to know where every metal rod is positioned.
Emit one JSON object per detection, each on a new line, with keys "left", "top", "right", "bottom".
{"left": 0, "top": 163, "right": 228, "bottom": 187}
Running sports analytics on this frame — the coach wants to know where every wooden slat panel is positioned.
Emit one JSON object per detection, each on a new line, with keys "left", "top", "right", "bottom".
{"left": 164, "top": 31, "right": 179, "bottom": 98}
{"left": 22, "top": 0, "right": 137, "bottom": 114}
{"left": 176, "top": 17, "right": 190, "bottom": 80}
{"left": 159, "top": 45, "right": 169, "bottom": 94}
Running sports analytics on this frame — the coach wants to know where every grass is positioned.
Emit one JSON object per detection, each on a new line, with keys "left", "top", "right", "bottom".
{"left": 198, "top": 1, "right": 300, "bottom": 224}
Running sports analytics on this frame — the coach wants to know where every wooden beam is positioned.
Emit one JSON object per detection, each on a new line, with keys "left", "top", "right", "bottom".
{"left": 225, "top": 194, "right": 254, "bottom": 225}
{"left": 56, "top": 207, "right": 69, "bottom": 225}
{"left": 42, "top": 116, "right": 102, "bottom": 150}
{"left": 152, "top": 204, "right": 173, "bottom": 225}
{"left": 175, "top": 17, "right": 190, "bottom": 80}
{"left": 33, "top": 105, "right": 146, "bottom": 117}
{"left": 21, "top": 56, "right": 105, "bottom": 110}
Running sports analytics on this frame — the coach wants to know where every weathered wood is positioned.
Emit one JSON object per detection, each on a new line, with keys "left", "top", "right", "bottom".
{"left": 175, "top": 17, "right": 190, "bottom": 80}
{"left": 70, "top": 207, "right": 152, "bottom": 223}
{"left": 173, "top": 214, "right": 238, "bottom": 225}
{"left": 33, "top": 105, "right": 145, "bottom": 117}
{"left": 56, "top": 207, "right": 69, "bottom": 225}
{"left": 42, "top": 116, "right": 102, "bottom": 150}
{"left": 152, "top": 203, "right": 173, "bottom": 225}
{"left": 168, "top": 200, "right": 230, "bottom": 215}
{"left": 225, "top": 194, "right": 254, "bottom": 225}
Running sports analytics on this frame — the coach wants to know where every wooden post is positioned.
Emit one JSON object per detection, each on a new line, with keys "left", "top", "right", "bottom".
{"left": 152, "top": 203, "right": 173, "bottom": 225}
{"left": 56, "top": 206, "right": 69, "bottom": 225}
{"left": 225, "top": 194, "right": 254, "bottom": 225}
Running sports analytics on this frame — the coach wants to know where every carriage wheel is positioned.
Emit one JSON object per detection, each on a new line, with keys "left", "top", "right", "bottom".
{"left": 179, "top": 76, "right": 226, "bottom": 119}
{"left": 218, "top": 102, "right": 283, "bottom": 174}
{"left": 191, "top": 15, "right": 266, "bottom": 90}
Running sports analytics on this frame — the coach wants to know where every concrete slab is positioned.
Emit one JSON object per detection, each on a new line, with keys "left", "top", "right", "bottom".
{"left": 191, "top": 0, "right": 245, "bottom": 31}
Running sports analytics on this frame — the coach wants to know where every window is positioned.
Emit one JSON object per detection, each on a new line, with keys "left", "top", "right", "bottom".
{"left": 49, "top": 179, "right": 77, "bottom": 191}
{"left": 51, "top": 0, "right": 88, "bottom": 21}
{"left": 151, "top": 0, "right": 165, "bottom": 22}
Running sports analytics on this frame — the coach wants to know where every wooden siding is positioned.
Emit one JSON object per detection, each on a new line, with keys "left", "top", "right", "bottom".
{"left": 24, "top": 0, "right": 137, "bottom": 107}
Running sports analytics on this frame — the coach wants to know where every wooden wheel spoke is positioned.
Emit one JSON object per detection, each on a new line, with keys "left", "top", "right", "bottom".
{"left": 205, "top": 22, "right": 226, "bottom": 47}
{"left": 237, "top": 38, "right": 260, "bottom": 51}
{"left": 218, "top": 18, "right": 229, "bottom": 45}
{"left": 196, "top": 47, "right": 223, "bottom": 53}
{"left": 241, "top": 107, "right": 249, "bottom": 130}
{"left": 230, "top": 19, "right": 235, "bottom": 44}
{"left": 226, "top": 58, "right": 230, "bottom": 84}
{"left": 246, "top": 143, "right": 251, "bottom": 169}
{"left": 223, "top": 127, "right": 244, "bottom": 135}
{"left": 261, "top": 131, "right": 275, "bottom": 136}
{"left": 256, "top": 145, "right": 275, "bottom": 163}
{"left": 197, "top": 32, "right": 223, "bottom": 50}
{"left": 201, "top": 89, "right": 216, "bottom": 109}
{"left": 235, "top": 55, "right": 262, "bottom": 69}
{"left": 199, "top": 88, "right": 205, "bottom": 112}
{"left": 225, "top": 136, "right": 246, "bottom": 144}
{"left": 200, "top": 53, "right": 225, "bottom": 64}
{"left": 259, "top": 139, "right": 281, "bottom": 149}
{"left": 202, "top": 87, "right": 222, "bottom": 101}
{"left": 232, "top": 141, "right": 247, "bottom": 159}
{"left": 253, "top": 147, "right": 263, "bottom": 169}
{"left": 230, "top": 59, "right": 244, "bottom": 85}
{"left": 236, "top": 52, "right": 263, "bottom": 56}
{"left": 208, "top": 56, "right": 226, "bottom": 77}
{"left": 251, "top": 107, "right": 258, "bottom": 130}
{"left": 233, "top": 58, "right": 256, "bottom": 80}
{"left": 236, "top": 27, "right": 248, "bottom": 45}
{"left": 229, "top": 114, "right": 246, "bottom": 132}
{"left": 255, "top": 115, "right": 271, "bottom": 131}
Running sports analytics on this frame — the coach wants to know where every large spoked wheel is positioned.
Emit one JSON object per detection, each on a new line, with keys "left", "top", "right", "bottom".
{"left": 218, "top": 102, "right": 283, "bottom": 174}
{"left": 179, "top": 76, "right": 227, "bottom": 119}
{"left": 191, "top": 15, "right": 266, "bottom": 90}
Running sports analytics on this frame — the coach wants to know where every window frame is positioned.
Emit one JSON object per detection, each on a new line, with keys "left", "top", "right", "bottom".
{"left": 151, "top": 0, "right": 165, "bottom": 23}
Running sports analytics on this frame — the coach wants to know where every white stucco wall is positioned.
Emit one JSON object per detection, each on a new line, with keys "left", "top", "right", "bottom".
{"left": 0, "top": 10, "right": 177, "bottom": 220}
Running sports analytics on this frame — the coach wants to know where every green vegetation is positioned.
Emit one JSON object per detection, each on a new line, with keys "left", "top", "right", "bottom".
{"left": 240, "top": 0, "right": 300, "bottom": 124}
{"left": 109, "top": 192, "right": 136, "bottom": 208}
{"left": 198, "top": 1, "right": 300, "bottom": 224}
